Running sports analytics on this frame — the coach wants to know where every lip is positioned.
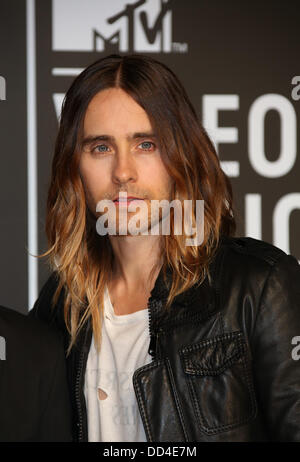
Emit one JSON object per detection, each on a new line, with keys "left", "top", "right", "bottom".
{"left": 113, "top": 196, "right": 143, "bottom": 202}
{"left": 113, "top": 197, "right": 146, "bottom": 208}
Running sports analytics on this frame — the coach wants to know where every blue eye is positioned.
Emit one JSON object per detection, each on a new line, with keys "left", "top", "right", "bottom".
{"left": 89, "top": 141, "right": 155, "bottom": 154}
{"left": 94, "top": 144, "right": 109, "bottom": 152}
{"left": 140, "top": 141, "right": 155, "bottom": 150}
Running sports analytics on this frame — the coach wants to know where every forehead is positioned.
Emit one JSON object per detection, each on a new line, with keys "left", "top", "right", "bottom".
{"left": 83, "top": 88, "right": 152, "bottom": 135}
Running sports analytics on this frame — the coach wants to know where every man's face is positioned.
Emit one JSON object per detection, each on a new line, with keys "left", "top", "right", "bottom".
{"left": 79, "top": 87, "right": 174, "bottom": 235}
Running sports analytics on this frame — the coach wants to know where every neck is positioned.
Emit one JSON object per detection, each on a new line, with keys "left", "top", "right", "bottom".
{"left": 108, "top": 234, "right": 163, "bottom": 293}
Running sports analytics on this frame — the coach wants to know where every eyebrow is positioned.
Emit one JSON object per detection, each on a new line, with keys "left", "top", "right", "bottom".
{"left": 81, "top": 132, "right": 157, "bottom": 147}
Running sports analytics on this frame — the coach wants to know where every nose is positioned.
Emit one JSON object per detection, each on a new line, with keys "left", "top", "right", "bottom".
{"left": 112, "top": 150, "right": 137, "bottom": 186}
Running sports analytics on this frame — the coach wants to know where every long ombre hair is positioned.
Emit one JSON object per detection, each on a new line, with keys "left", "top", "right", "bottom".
{"left": 43, "top": 54, "right": 236, "bottom": 355}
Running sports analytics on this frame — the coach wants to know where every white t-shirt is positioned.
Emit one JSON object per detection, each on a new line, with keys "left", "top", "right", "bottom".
{"left": 84, "top": 285, "right": 153, "bottom": 442}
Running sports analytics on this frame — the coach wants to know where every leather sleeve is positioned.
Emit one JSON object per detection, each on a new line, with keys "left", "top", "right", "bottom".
{"left": 28, "top": 275, "right": 73, "bottom": 441}
{"left": 250, "top": 253, "right": 300, "bottom": 441}
{"left": 37, "top": 329, "right": 73, "bottom": 442}
{"left": 28, "top": 272, "right": 65, "bottom": 330}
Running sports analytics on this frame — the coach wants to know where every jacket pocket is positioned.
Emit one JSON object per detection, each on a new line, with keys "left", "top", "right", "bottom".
{"left": 179, "top": 331, "right": 257, "bottom": 434}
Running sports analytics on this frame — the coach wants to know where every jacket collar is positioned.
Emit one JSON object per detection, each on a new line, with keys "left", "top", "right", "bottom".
{"left": 148, "top": 236, "right": 227, "bottom": 332}
{"left": 75, "top": 235, "right": 228, "bottom": 341}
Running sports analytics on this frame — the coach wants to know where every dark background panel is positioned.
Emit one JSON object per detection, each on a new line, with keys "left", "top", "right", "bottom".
{"left": 0, "top": 0, "right": 27, "bottom": 313}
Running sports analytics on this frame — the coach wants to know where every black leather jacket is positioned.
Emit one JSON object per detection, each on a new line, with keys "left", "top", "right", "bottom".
{"left": 29, "top": 236, "right": 300, "bottom": 442}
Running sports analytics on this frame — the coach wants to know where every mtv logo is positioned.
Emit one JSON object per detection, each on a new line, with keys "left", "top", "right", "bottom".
{"left": 52, "top": 0, "right": 172, "bottom": 53}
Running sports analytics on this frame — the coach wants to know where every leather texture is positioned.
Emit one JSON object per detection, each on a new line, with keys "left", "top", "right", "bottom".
{"left": 0, "top": 305, "right": 72, "bottom": 441}
{"left": 29, "top": 235, "right": 300, "bottom": 442}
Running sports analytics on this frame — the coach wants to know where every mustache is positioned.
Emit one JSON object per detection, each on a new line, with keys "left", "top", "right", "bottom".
{"left": 102, "top": 191, "right": 150, "bottom": 200}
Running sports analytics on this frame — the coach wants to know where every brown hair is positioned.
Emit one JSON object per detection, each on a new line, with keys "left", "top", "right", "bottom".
{"left": 42, "top": 54, "right": 236, "bottom": 355}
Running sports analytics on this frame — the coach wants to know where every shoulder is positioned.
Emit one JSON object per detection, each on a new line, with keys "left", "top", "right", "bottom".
{"left": 218, "top": 235, "right": 299, "bottom": 276}
{"left": 29, "top": 271, "right": 65, "bottom": 330}
{"left": 216, "top": 236, "right": 300, "bottom": 314}
{"left": 0, "top": 304, "right": 65, "bottom": 366}
{"left": 220, "top": 235, "right": 288, "bottom": 264}
{"left": 213, "top": 236, "right": 300, "bottom": 308}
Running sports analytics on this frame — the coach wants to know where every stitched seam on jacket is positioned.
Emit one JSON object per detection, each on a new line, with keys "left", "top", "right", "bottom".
{"left": 218, "top": 311, "right": 225, "bottom": 336}
{"left": 165, "top": 357, "right": 189, "bottom": 441}
{"left": 183, "top": 369, "right": 203, "bottom": 435}
{"left": 241, "top": 346, "right": 258, "bottom": 422}
{"left": 181, "top": 331, "right": 243, "bottom": 374}
{"left": 133, "top": 360, "right": 164, "bottom": 442}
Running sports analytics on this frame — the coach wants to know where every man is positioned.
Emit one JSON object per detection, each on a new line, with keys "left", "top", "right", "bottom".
{"left": 0, "top": 304, "right": 72, "bottom": 441}
{"left": 29, "top": 53, "right": 300, "bottom": 442}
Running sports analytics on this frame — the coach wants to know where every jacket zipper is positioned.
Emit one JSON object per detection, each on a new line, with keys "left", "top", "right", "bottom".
{"left": 75, "top": 345, "right": 85, "bottom": 442}
{"left": 135, "top": 295, "right": 161, "bottom": 441}
{"left": 147, "top": 296, "right": 163, "bottom": 360}
{"left": 74, "top": 322, "right": 91, "bottom": 442}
